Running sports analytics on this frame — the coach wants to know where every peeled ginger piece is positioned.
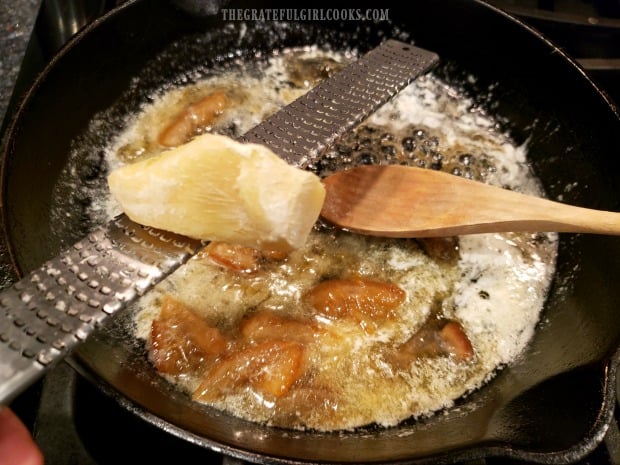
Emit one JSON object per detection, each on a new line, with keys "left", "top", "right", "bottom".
{"left": 107, "top": 133, "right": 326, "bottom": 252}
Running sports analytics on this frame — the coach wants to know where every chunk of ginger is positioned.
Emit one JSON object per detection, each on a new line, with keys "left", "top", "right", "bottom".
{"left": 107, "top": 133, "right": 326, "bottom": 252}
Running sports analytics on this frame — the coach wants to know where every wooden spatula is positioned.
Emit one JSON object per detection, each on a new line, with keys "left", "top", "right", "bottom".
{"left": 320, "top": 164, "right": 620, "bottom": 237}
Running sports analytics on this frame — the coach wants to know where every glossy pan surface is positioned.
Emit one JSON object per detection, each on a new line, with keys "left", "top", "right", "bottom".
{"left": 2, "top": 0, "right": 620, "bottom": 463}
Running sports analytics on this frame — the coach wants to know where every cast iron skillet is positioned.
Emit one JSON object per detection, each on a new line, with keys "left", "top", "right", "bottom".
{"left": 3, "top": 0, "right": 620, "bottom": 463}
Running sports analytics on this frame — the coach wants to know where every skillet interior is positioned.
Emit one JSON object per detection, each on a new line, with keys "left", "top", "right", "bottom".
{"left": 2, "top": 0, "right": 620, "bottom": 463}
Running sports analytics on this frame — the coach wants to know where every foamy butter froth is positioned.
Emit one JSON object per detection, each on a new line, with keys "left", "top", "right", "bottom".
{"left": 95, "top": 45, "right": 558, "bottom": 431}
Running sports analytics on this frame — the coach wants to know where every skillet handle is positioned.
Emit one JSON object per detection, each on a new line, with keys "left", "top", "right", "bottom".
{"left": 0, "top": 39, "right": 439, "bottom": 406}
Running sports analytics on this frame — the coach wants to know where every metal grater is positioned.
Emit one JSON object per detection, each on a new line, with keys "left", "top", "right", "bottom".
{"left": 239, "top": 40, "right": 438, "bottom": 166}
{"left": 0, "top": 39, "right": 438, "bottom": 405}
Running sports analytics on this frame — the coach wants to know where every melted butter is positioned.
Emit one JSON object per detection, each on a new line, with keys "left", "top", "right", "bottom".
{"left": 102, "top": 45, "right": 557, "bottom": 431}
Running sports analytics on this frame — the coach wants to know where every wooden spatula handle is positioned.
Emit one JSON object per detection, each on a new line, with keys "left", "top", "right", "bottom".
{"left": 321, "top": 165, "right": 620, "bottom": 237}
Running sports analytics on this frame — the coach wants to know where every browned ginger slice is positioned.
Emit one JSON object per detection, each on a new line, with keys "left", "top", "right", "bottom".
{"left": 193, "top": 339, "right": 305, "bottom": 401}
{"left": 392, "top": 318, "right": 474, "bottom": 366}
{"left": 304, "top": 277, "right": 406, "bottom": 332}
{"left": 240, "top": 310, "right": 321, "bottom": 344}
{"left": 200, "top": 241, "right": 263, "bottom": 273}
{"left": 158, "top": 90, "right": 228, "bottom": 147}
{"left": 150, "top": 296, "right": 228, "bottom": 375}
{"left": 197, "top": 241, "right": 289, "bottom": 274}
{"left": 417, "top": 236, "right": 460, "bottom": 264}
{"left": 193, "top": 311, "right": 318, "bottom": 402}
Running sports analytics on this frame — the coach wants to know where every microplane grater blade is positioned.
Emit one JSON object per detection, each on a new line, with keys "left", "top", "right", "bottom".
{"left": 240, "top": 39, "right": 439, "bottom": 167}
{"left": 0, "top": 39, "right": 439, "bottom": 405}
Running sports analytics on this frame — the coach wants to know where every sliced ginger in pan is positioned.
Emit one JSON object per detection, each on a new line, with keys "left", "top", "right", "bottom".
{"left": 107, "top": 133, "right": 326, "bottom": 252}
{"left": 157, "top": 90, "right": 228, "bottom": 147}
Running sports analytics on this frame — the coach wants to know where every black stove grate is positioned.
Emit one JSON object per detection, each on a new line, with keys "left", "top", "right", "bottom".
{"left": 485, "top": 0, "right": 620, "bottom": 105}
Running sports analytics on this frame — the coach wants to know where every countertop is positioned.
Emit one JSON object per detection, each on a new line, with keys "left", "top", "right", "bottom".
{"left": 0, "top": 1, "right": 40, "bottom": 288}
{"left": 0, "top": 0, "right": 112, "bottom": 287}
{"left": 0, "top": 0, "right": 40, "bottom": 132}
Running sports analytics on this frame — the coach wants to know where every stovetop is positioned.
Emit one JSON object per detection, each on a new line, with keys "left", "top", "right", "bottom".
{"left": 12, "top": 364, "right": 229, "bottom": 464}
{"left": 3, "top": 1, "right": 620, "bottom": 464}
{"left": 485, "top": 0, "right": 620, "bottom": 105}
